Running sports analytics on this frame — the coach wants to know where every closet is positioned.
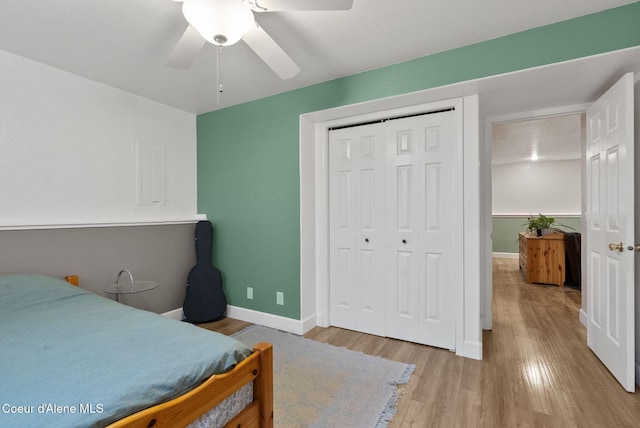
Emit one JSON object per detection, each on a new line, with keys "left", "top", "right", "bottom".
{"left": 328, "top": 109, "right": 461, "bottom": 349}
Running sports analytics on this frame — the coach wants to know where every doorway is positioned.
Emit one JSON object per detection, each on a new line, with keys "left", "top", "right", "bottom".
{"left": 483, "top": 105, "right": 589, "bottom": 330}
{"left": 485, "top": 71, "right": 638, "bottom": 392}
{"left": 490, "top": 109, "right": 585, "bottom": 288}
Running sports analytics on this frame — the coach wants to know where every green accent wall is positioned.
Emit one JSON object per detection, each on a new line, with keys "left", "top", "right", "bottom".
{"left": 492, "top": 216, "right": 582, "bottom": 254}
{"left": 197, "top": 3, "right": 640, "bottom": 320}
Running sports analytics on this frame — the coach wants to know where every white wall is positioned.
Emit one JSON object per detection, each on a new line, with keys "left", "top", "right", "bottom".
{"left": 0, "top": 49, "right": 198, "bottom": 228}
{"left": 492, "top": 159, "right": 581, "bottom": 215}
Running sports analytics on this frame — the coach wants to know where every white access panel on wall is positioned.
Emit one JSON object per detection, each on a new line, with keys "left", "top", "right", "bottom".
{"left": 328, "top": 108, "right": 462, "bottom": 350}
{"left": 135, "top": 140, "right": 166, "bottom": 208}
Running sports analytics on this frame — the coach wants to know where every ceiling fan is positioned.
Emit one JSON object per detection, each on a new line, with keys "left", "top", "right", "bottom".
{"left": 168, "top": 0, "right": 354, "bottom": 80}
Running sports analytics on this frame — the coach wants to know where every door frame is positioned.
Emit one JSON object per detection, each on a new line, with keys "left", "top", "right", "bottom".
{"left": 300, "top": 94, "right": 483, "bottom": 360}
{"left": 484, "top": 103, "right": 590, "bottom": 331}
{"left": 328, "top": 104, "right": 464, "bottom": 347}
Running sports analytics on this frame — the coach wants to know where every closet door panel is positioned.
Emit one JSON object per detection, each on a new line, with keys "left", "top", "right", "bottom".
{"left": 329, "top": 124, "right": 386, "bottom": 336}
{"left": 387, "top": 112, "right": 457, "bottom": 349}
{"left": 386, "top": 124, "right": 419, "bottom": 341}
{"left": 417, "top": 112, "right": 457, "bottom": 349}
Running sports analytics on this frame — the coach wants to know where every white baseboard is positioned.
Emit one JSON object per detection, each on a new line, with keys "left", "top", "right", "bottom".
{"left": 226, "top": 305, "right": 315, "bottom": 335}
{"left": 301, "top": 313, "right": 318, "bottom": 334}
{"left": 161, "top": 305, "right": 316, "bottom": 335}
{"left": 165, "top": 305, "right": 485, "bottom": 361}
{"left": 492, "top": 252, "right": 519, "bottom": 259}
{"left": 162, "top": 307, "right": 185, "bottom": 320}
{"left": 459, "top": 340, "right": 482, "bottom": 360}
{"left": 579, "top": 308, "right": 588, "bottom": 328}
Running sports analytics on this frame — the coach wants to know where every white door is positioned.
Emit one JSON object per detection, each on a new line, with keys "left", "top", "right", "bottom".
{"left": 586, "top": 72, "right": 635, "bottom": 392}
{"left": 329, "top": 123, "right": 387, "bottom": 336}
{"left": 329, "top": 108, "right": 461, "bottom": 350}
{"left": 385, "top": 111, "right": 459, "bottom": 349}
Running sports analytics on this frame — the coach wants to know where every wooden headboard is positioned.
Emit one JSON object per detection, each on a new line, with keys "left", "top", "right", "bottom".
{"left": 65, "top": 275, "right": 79, "bottom": 286}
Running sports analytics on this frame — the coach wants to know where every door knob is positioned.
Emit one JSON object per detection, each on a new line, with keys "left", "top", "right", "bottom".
{"left": 402, "top": 239, "right": 407, "bottom": 244}
{"left": 609, "top": 242, "right": 624, "bottom": 252}
{"left": 365, "top": 238, "right": 369, "bottom": 243}
{"left": 628, "top": 244, "right": 640, "bottom": 252}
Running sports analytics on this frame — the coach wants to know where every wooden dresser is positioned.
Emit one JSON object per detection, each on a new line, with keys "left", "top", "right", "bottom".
{"left": 518, "top": 232, "right": 566, "bottom": 287}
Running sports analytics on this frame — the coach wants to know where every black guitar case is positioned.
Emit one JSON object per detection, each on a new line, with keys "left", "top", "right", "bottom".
{"left": 183, "top": 220, "right": 227, "bottom": 323}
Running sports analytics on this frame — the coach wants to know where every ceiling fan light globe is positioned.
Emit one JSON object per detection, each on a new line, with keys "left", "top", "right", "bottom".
{"left": 182, "top": 0, "right": 254, "bottom": 46}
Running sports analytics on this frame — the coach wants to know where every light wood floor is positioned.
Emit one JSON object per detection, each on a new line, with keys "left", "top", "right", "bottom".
{"left": 201, "top": 258, "right": 640, "bottom": 427}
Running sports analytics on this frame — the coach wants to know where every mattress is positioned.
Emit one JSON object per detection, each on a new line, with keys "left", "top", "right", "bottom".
{"left": 0, "top": 274, "right": 252, "bottom": 428}
{"left": 187, "top": 382, "right": 253, "bottom": 428}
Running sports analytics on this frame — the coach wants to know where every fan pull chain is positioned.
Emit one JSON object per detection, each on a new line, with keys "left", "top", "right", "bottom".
{"left": 216, "top": 45, "right": 223, "bottom": 104}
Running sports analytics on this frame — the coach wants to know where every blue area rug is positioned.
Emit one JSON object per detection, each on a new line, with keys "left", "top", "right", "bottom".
{"left": 233, "top": 325, "right": 415, "bottom": 428}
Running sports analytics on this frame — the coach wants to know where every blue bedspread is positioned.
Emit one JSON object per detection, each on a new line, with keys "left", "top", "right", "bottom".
{"left": 0, "top": 274, "right": 251, "bottom": 427}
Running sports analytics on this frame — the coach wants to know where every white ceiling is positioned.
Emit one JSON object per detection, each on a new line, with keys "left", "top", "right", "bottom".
{"left": 0, "top": 0, "right": 636, "bottom": 114}
{"left": 492, "top": 114, "right": 584, "bottom": 166}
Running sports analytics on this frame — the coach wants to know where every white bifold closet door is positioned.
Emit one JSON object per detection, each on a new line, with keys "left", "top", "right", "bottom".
{"left": 329, "top": 110, "right": 459, "bottom": 350}
{"left": 329, "top": 121, "right": 387, "bottom": 337}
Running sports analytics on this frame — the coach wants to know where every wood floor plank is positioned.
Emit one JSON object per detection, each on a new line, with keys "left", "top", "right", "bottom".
{"left": 201, "top": 258, "right": 640, "bottom": 427}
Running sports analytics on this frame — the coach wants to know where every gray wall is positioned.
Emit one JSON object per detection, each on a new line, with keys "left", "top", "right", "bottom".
{"left": 0, "top": 224, "right": 197, "bottom": 313}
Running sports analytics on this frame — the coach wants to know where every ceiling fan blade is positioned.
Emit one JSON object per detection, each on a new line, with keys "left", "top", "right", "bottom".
{"left": 254, "top": 0, "right": 353, "bottom": 12}
{"left": 166, "top": 25, "right": 206, "bottom": 69}
{"left": 242, "top": 24, "right": 300, "bottom": 79}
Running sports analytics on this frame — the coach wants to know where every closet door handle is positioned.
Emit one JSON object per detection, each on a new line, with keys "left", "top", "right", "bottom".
{"left": 402, "top": 239, "right": 407, "bottom": 244}
{"left": 365, "top": 238, "right": 369, "bottom": 243}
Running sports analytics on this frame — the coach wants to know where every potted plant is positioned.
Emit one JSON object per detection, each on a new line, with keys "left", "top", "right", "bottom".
{"left": 523, "top": 213, "right": 575, "bottom": 237}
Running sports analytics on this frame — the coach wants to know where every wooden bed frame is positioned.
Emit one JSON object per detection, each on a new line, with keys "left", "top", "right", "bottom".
{"left": 58, "top": 277, "right": 272, "bottom": 428}
{"left": 106, "top": 342, "right": 273, "bottom": 428}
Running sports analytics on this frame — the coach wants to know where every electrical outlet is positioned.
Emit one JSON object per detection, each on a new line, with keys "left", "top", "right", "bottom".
{"left": 276, "top": 291, "right": 284, "bottom": 306}
{"left": 247, "top": 287, "right": 253, "bottom": 300}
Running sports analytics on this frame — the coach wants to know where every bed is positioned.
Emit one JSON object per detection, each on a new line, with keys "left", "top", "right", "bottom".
{"left": 0, "top": 274, "right": 273, "bottom": 428}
